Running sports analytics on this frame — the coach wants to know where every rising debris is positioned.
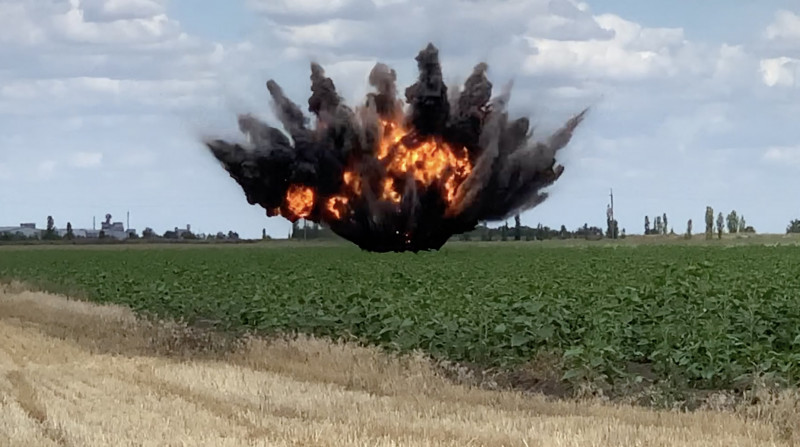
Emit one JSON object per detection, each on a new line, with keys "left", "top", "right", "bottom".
{"left": 205, "top": 43, "right": 587, "bottom": 253}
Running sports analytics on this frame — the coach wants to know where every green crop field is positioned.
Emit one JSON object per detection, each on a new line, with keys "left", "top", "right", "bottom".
{"left": 2, "top": 243, "right": 800, "bottom": 396}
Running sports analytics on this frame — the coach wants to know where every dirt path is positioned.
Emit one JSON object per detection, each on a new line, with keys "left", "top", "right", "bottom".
{"left": 0, "top": 284, "right": 794, "bottom": 447}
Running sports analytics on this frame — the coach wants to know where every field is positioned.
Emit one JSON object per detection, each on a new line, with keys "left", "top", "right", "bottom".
{"left": 2, "top": 241, "right": 800, "bottom": 403}
{"left": 3, "top": 284, "right": 795, "bottom": 446}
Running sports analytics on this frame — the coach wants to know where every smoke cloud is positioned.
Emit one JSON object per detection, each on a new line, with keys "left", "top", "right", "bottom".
{"left": 204, "top": 43, "right": 587, "bottom": 252}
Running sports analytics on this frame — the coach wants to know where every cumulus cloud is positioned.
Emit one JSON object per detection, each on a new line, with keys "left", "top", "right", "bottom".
{"left": 51, "top": 9, "right": 181, "bottom": 46}
{"left": 764, "top": 10, "right": 800, "bottom": 42}
{"left": 249, "top": 0, "right": 754, "bottom": 97}
{"left": 261, "top": 0, "right": 614, "bottom": 67}
{"left": 0, "top": 0, "right": 183, "bottom": 48}
{"left": 760, "top": 57, "right": 798, "bottom": 87}
{"left": 79, "top": 0, "right": 166, "bottom": 22}
{"left": 0, "top": 0, "right": 234, "bottom": 118}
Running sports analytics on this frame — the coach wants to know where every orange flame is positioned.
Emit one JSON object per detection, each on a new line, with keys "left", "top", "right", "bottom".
{"left": 287, "top": 117, "right": 473, "bottom": 222}
{"left": 376, "top": 120, "right": 471, "bottom": 204}
{"left": 326, "top": 196, "right": 348, "bottom": 219}
{"left": 381, "top": 178, "right": 401, "bottom": 203}
{"left": 285, "top": 185, "right": 314, "bottom": 219}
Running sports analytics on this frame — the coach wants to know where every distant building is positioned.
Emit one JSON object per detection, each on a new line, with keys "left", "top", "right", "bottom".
{"left": 176, "top": 224, "right": 192, "bottom": 238}
{"left": 163, "top": 224, "right": 193, "bottom": 239}
{"left": 1, "top": 213, "right": 139, "bottom": 241}
{"left": 97, "top": 213, "right": 137, "bottom": 240}
{"left": 0, "top": 224, "right": 43, "bottom": 239}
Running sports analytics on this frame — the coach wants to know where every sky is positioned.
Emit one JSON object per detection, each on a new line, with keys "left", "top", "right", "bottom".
{"left": 1, "top": 0, "right": 799, "bottom": 239}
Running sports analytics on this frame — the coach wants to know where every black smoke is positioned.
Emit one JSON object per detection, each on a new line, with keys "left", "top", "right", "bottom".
{"left": 205, "top": 43, "right": 587, "bottom": 253}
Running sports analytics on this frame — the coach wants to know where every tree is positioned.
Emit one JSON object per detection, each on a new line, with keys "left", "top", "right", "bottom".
{"left": 662, "top": 213, "right": 668, "bottom": 235}
{"left": 43, "top": 215, "right": 57, "bottom": 240}
{"left": 716, "top": 212, "right": 724, "bottom": 240}
{"left": 726, "top": 210, "right": 739, "bottom": 234}
{"left": 262, "top": 228, "right": 267, "bottom": 240}
{"left": 621, "top": 228, "right": 626, "bottom": 239}
{"left": 686, "top": 219, "right": 692, "bottom": 239}
{"left": 705, "top": 206, "right": 714, "bottom": 240}
{"left": 738, "top": 215, "right": 746, "bottom": 233}
{"left": 514, "top": 214, "right": 521, "bottom": 241}
{"left": 501, "top": 221, "right": 508, "bottom": 241}
{"left": 65, "top": 222, "right": 74, "bottom": 240}
{"left": 644, "top": 216, "right": 650, "bottom": 235}
{"left": 655, "top": 216, "right": 662, "bottom": 235}
{"left": 787, "top": 219, "right": 800, "bottom": 234}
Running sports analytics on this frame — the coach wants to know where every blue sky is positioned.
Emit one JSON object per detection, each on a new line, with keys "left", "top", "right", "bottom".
{"left": 1, "top": 0, "right": 799, "bottom": 239}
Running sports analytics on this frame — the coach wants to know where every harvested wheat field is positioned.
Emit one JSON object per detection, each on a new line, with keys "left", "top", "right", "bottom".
{"left": 0, "top": 284, "right": 796, "bottom": 447}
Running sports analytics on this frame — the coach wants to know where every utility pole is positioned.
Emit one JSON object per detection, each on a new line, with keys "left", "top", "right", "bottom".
{"left": 93, "top": 216, "right": 96, "bottom": 230}
{"left": 609, "top": 188, "right": 614, "bottom": 222}
{"left": 126, "top": 211, "right": 130, "bottom": 230}
{"left": 606, "top": 188, "right": 617, "bottom": 239}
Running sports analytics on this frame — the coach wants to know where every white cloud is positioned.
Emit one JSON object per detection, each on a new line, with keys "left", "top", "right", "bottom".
{"left": 759, "top": 57, "right": 798, "bottom": 87}
{"left": 79, "top": 0, "right": 166, "bottom": 22}
{"left": 50, "top": 8, "right": 182, "bottom": 46}
{"left": 248, "top": 0, "right": 367, "bottom": 16}
{"left": 764, "top": 10, "right": 800, "bottom": 42}
{"left": 522, "top": 14, "right": 690, "bottom": 81}
{"left": 713, "top": 44, "right": 748, "bottom": 80}
{"left": 69, "top": 151, "right": 103, "bottom": 168}
{"left": 0, "top": 0, "right": 185, "bottom": 48}
{"left": 255, "top": 0, "right": 742, "bottom": 94}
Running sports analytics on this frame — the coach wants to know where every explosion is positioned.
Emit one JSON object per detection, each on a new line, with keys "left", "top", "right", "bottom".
{"left": 205, "top": 43, "right": 587, "bottom": 253}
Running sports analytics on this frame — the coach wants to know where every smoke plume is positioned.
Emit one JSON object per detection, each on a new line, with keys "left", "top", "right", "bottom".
{"left": 205, "top": 43, "right": 587, "bottom": 253}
